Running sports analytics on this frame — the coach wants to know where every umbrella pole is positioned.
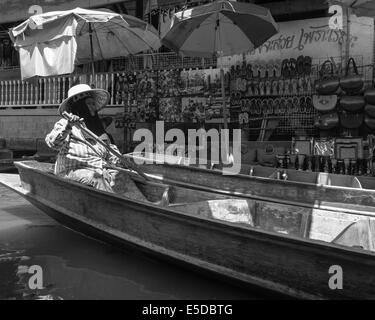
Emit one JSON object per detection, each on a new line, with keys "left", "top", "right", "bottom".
{"left": 220, "top": 67, "right": 230, "bottom": 164}
{"left": 89, "top": 23, "right": 95, "bottom": 85}
{"left": 220, "top": 68, "right": 228, "bottom": 130}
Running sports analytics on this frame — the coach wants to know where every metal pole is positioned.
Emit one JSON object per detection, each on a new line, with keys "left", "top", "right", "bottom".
{"left": 89, "top": 23, "right": 95, "bottom": 84}
{"left": 220, "top": 68, "right": 228, "bottom": 130}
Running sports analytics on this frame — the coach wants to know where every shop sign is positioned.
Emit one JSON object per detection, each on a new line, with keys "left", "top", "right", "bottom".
{"left": 220, "top": 15, "right": 374, "bottom": 67}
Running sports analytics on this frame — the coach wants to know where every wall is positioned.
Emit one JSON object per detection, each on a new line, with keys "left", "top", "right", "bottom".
{"left": 219, "top": 15, "right": 374, "bottom": 78}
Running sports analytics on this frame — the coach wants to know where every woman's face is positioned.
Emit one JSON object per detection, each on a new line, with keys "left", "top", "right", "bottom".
{"left": 85, "top": 97, "right": 97, "bottom": 116}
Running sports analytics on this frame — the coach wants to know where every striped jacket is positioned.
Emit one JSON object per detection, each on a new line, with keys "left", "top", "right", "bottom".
{"left": 45, "top": 119, "right": 119, "bottom": 176}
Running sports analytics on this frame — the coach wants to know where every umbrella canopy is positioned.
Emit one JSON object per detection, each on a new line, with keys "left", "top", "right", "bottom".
{"left": 162, "top": 0, "right": 278, "bottom": 58}
{"left": 161, "top": 0, "right": 278, "bottom": 131}
{"left": 9, "top": 7, "right": 161, "bottom": 79}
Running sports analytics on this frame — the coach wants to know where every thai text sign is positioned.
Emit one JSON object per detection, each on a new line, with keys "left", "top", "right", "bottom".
{"left": 220, "top": 15, "right": 374, "bottom": 66}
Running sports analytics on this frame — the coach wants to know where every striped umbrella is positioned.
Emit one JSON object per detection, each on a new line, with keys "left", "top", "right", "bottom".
{"left": 162, "top": 0, "right": 278, "bottom": 129}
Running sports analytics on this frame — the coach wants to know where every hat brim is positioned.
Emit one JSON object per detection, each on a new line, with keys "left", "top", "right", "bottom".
{"left": 58, "top": 89, "right": 110, "bottom": 116}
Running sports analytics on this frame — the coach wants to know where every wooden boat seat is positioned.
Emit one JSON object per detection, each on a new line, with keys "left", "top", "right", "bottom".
{"left": 332, "top": 218, "right": 375, "bottom": 251}
{"left": 316, "top": 173, "right": 362, "bottom": 189}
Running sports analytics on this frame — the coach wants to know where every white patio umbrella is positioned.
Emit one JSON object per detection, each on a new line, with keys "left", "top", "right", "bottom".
{"left": 162, "top": 0, "right": 278, "bottom": 129}
{"left": 9, "top": 7, "right": 161, "bottom": 80}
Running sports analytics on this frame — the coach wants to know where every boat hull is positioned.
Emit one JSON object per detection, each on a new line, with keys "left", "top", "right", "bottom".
{"left": 3, "top": 161, "right": 375, "bottom": 299}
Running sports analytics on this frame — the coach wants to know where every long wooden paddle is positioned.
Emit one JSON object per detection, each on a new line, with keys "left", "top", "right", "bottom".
{"left": 62, "top": 112, "right": 149, "bottom": 182}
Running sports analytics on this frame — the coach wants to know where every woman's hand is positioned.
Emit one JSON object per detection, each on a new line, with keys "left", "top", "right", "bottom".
{"left": 63, "top": 112, "right": 84, "bottom": 129}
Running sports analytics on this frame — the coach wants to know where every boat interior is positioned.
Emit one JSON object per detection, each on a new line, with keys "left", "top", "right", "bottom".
{"left": 127, "top": 152, "right": 375, "bottom": 190}
{"left": 9, "top": 160, "right": 375, "bottom": 253}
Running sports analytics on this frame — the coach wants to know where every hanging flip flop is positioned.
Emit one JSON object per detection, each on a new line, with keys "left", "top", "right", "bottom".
{"left": 271, "top": 80, "right": 278, "bottom": 96}
{"left": 280, "top": 97, "right": 287, "bottom": 115}
{"left": 267, "top": 98, "right": 274, "bottom": 115}
{"left": 284, "top": 79, "right": 291, "bottom": 96}
{"left": 287, "top": 97, "right": 294, "bottom": 114}
{"left": 281, "top": 59, "right": 290, "bottom": 78}
{"left": 278, "top": 79, "right": 284, "bottom": 96}
{"left": 265, "top": 80, "right": 272, "bottom": 96}
{"left": 241, "top": 61, "right": 247, "bottom": 77}
{"left": 291, "top": 78, "right": 299, "bottom": 95}
{"left": 250, "top": 98, "right": 257, "bottom": 115}
{"left": 299, "top": 96, "right": 306, "bottom": 114}
{"left": 246, "top": 63, "right": 253, "bottom": 80}
{"left": 289, "top": 58, "right": 297, "bottom": 78}
{"left": 259, "top": 80, "right": 265, "bottom": 96}
{"left": 274, "top": 59, "right": 282, "bottom": 78}
{"left": 298, "top": 77, "right": 305, "bottom": 95}
{"left": 253, "top": 80, "right": 260, "bottom": 96}
{"left": 304, "top": 56, "right": 312, "bottom": 75}
{"left": 246, "top": 80, "right": 253, "bottom": 97}
{"left": 259, "top": 63, "right": 267, "bottom": 79}
{"left": 293, "top": 96, "right": 300, "bottom": 113}
{"left": 273, "top": 98, "right": 280, "bottom": 115}
{"left": 245, "top": 99, "right": 251, "bottom": 113}
{"left": 297, "top": 55, "right": 305, "bottom": 76}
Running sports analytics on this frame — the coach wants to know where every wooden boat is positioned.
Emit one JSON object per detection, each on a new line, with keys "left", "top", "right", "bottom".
{"left": 2, "top": 160, "right": 375, "bottom": 299}
{"left": 0, "top": 155, "right": 55, "bottom": 173}
{"left": 0, "top": 159, "right": 18, "bottom": 172}
{"left": 127, "top": 152, "right": 375, "bottom": 211}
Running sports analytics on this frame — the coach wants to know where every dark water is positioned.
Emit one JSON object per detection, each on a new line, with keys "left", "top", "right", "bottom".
{"left": 0, "top": 181, "right": 267, "bottom": 300}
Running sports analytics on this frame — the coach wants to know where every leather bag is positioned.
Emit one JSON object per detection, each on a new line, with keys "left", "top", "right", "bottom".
{"left": 364, "top": 104, "right": 375, "bottom": 118}
{"left": 314, "top": 112, "right": 339, "bottom": 130}
{"left": 315, "top": 60, "right": 339, "bottom": 95}
{"left": 340, "top": 58, "right": 364, "bottom": 94}
{"left": 312, "top": 95, "right": 337, "bottom": 112}
{"left": 364, "top": 88, "right": 375, "bottom": 105}
{"left": 365, "top": 114, "right": 375, "bottom": 129}
{"left": 340, "top": 111, "right": 364, "bottom": 129}
{"left": 340, "top": 95, "right": 366, "bottom": 112}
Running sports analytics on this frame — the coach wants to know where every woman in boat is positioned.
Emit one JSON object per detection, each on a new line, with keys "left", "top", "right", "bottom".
{"left": 45, "top": 84, "right": 161, "bottom": 203}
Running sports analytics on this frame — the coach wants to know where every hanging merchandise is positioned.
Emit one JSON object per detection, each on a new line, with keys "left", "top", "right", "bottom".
{"left": 365, "top": 114, "right": 375, "bottom": 129}
{"left": 159, "top": 97, "right": 182, "bottom": 122}
{"left": 364, "top": 86, "right": 375, "bottom": 105}
{"left": 314, "top": 60, "right": 339, "bottom": 95}
{"left": 339, "top": 58, "right": 364, "bottom": 94}
{"left": 339, "top": 95, "right": 366, "bottom": 112}
{"left": 365, "top": 104, "right": 375, "bottom": 117}
{"left": 314, "top": 112, "right": 339, "bottom": 130}
{"left": 312, "top": 95, "right": 338, "bottom": 112}
{"left": 159, "top": 9, "right": 173, "bottom": 39}
{"left": 340, "top": 111, "right": 364, "bottom": 129}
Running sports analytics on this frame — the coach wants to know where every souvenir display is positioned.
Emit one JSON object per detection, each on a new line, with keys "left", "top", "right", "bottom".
{"left": 159, "top": 97, "right": 183, "bottom": 122}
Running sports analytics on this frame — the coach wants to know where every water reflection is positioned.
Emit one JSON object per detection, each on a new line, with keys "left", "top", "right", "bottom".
{"left": 0, "top": 184, "right": 265, "bottom": 300}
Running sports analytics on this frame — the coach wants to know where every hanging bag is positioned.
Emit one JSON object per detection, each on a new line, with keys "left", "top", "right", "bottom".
{"left": 365, "top": 104, "right": 375, "bottom": 118}
{"left": 340, "top": 58, "right": 364, "bottom": 94}
{"left": 364, "top": 86, "right": 375, "bottom": 105}
{"left": 314, "top": 111, "right": 339, "bottom": 130}
{"left": 365, "top": 114, "right": 375, "bottom": 129}
{"left": 312, "top": 95, "right": 337, "bottom": 112}
{"left": 339, "top": 95, "right": 366, "bottom": 112}
{"left": 315, "top": 60, "right": 339, "bottom": 95}
{"left": 340, "top": 111, "right": 364, "bottom": 129}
